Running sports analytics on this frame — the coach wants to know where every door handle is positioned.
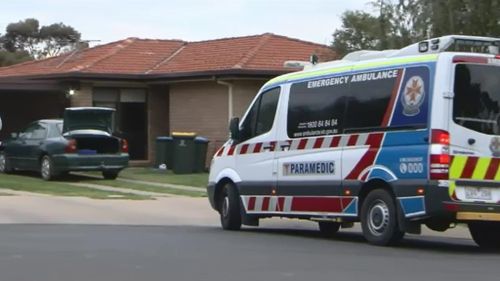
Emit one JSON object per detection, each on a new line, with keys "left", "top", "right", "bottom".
{"left": 468, "top": 138, "right": 476, "bottom": 145}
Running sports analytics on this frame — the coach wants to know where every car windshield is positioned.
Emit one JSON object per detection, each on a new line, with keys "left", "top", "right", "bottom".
{"left": 453, "top": 64, "right": 500, "bottom": 135}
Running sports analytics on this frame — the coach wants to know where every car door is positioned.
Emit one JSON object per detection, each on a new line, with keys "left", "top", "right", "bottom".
{"left": 11, "top": 122, "right": 47, "bottom": 170}
{"left": 23, "top": 122, "right": 48, "bottom": 171}
{"left": 449, "top": 63, "right": 500, "bottom": 203}
{"left": 235, "top": 87, "right": 281, "bottom": 214}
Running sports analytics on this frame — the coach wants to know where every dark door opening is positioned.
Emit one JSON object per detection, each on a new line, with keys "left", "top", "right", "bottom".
{"left": 118, "top": 102, "right": 147, "bottom": 160}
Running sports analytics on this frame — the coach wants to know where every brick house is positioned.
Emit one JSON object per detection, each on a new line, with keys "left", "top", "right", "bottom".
{"left": 0, "top": 33, "right": 335, "bottom": 164}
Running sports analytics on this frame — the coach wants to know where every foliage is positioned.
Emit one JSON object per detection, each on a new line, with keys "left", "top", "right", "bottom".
{"left": 332, "top": 0, "right": 500, "bottom": 57}
{"left": 0, "top": 50, "right": 31, "bottom": 67}
{"left": 0, "top": 18, "right": 84, "bottom": 65}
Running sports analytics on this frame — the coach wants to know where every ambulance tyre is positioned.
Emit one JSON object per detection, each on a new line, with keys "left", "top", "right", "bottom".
{"left": 219, "top": 183, "right": 242, "bottom": 231}
{"left": 468, "top": 222, "right": 500, "bottom": 249}
{"left": 318, "top": 222, "right": 341, "bottom": 237}
{"left": 361, "top": 189, "right": 404, "bottom": 246}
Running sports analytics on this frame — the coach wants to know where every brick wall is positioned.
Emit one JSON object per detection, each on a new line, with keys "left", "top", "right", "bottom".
{"left": 169, "top": 81, "right": 228, "bottom": 164}
{"left": 147, "top": 85, "right": 169, "bottom": 162}
{"left": 232, "top": 80, "right": 266, "bottom": 118}
{"left": 70, "top": 83, "right": 92, "bottom": 107}
{"left": 168, "top": 79, "right": 267, "bottom": 167}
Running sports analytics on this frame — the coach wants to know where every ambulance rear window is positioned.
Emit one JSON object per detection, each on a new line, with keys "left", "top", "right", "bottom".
{"left": 453, "top": 64, "right": 500, "bottom": 135}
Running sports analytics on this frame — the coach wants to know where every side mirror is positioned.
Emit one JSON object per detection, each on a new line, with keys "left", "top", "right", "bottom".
{"left": 229, "top": 117, "right": 240, "bottom": 141}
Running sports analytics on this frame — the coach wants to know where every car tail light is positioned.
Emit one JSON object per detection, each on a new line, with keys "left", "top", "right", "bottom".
{"left": 65, "top": 139, "right": 77, "bottom": 153}
{"left": 121, "top": 139, "right": 129, "bottom": 153}
{"left": 430, "top": 129, "right": 450, "bottom": 180}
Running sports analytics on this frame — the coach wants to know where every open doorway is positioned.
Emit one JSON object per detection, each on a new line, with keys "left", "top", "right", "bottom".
{"left": 93, "top": 88, "right": 147, "bottom": 160}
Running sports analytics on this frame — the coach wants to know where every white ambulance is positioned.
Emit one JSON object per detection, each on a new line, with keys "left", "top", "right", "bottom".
{"left": 207, "top": 35, "right": 500, "bottom": 248}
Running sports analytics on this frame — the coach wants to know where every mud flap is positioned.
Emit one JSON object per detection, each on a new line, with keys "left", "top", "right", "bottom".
{"left": 397, "top": 203, "right": 421, "bottom": 234}
{"left": 239, "top": 197, "right": 259, "bottom": 226}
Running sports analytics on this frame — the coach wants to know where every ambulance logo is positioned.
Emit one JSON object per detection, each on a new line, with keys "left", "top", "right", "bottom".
{"left": 490, "top": 137, "right": 500, "bottom": 157}
{"left": 401, "top": 76, "right": 425, "bottom": 116}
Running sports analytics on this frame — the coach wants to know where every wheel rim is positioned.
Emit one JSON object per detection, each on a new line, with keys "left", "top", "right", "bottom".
{"left": 222, "top": 196, "right": 230, "bottom": 218}
{"left": 41, "top": 158, "right": 50, "bottom": 178}
{"left": 0, "top": 154, "right": 5, "bottom": 171}
{"left": 367, "top": 199, "right": 390, "bottom": 236}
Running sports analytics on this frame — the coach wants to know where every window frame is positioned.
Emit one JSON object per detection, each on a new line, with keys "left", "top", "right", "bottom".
{"left": 239, "top": 87, "right": 281, "bottom": 142}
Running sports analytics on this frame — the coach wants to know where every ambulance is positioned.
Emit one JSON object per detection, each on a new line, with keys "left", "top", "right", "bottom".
{"left": 207, "top": 35, "right": 500, "bottom": 248}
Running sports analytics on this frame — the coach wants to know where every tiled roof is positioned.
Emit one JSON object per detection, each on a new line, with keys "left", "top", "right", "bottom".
{"left": 0, "top": 33, "right": 335, "bottom": 79}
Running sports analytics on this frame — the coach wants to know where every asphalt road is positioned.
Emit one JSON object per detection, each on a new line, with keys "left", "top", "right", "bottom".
{"left": 1, "top": 223, "right": 498, "bottom": 281}
{"left": 0, "top": 193, "right": 497, "bottom": 280}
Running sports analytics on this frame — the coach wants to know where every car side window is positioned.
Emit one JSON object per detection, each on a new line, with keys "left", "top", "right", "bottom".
{"left": 21, "top": 123, "right": 47, "bottom": 140}
{"left": 240, "top": 87, "right": 280, "bottom": 141}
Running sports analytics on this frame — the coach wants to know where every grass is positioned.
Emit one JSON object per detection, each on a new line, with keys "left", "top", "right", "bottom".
{"left": 0, "top": 172, "right": 151, "bottom": 200}
{"left": 83, "top": 168, "right": 209, "bottom": 188}
{"left": 72, "top": 175, "right": 206, "bottom": 197}
{"left": 117, "top": 168, "right": 209, "bottom": 188}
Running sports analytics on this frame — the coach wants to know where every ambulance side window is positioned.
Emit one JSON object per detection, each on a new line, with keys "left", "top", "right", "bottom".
{"left": 239, "top": 87, "right": 280, "bottom": 141}
{"left": 287, "top": 78, "right": 348, "bottom": 138}
{"left": 344, "top": 69, "right": 400, "bottom": 131}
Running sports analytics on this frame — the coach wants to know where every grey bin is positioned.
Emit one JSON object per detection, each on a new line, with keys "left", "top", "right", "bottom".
{"left": 194, "top": 136, "right": 209, "bottom": 172}
{"left": 172, "top": 133, "right": 196, "bottom": 174}
{"left": 155, "top": 136, "right": 173, "bottom": 169}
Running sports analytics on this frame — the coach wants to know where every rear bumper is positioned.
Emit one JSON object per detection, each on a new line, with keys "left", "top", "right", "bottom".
{"left": 442, "top": 201, "right": 500, "bottom": 222}
{"left": 51, "top": 153, "right": 129, "bottom": 172}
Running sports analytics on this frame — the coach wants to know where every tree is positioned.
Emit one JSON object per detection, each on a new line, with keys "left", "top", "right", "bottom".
{"left": 332, "top": 11, "right": 381, "bottom": 57}
{"left": 331, "top": 0, "right": 500, "bottom": 57}
{"left": 1, "top": 18, "right": 83, "bottom": 61}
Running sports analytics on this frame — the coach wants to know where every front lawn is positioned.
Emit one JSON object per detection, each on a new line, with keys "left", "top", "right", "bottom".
{"left": 0, "top": 172, "right": 150, "bottom": 200}
{"left": 117, "top": 168, "right": 209, "bottom": 188}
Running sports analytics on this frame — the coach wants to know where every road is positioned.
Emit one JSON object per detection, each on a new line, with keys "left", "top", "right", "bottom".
{"left": 0, "top": 193, "right": 498, "bottom": 281}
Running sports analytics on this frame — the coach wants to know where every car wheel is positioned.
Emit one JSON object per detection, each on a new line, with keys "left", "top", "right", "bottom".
{"left": 469, "top": 222, "right": 500, "bottom": 249}
{"left": 0, "top": 152, "right": 13, "bottom": 173}
{"left": 219, "top": 183, "right": 242, "bottom": 230}
{"left": 318, "top": 221, "right": 341, "bottom": 237}
{"left": 40, "top": 155, "right": 56, "bottom": 181}
{"left": 102, "top": 170, "right": 119, "bottom": 180}
{"left": 360, "top": 189, "right": 404, "bottom": 246}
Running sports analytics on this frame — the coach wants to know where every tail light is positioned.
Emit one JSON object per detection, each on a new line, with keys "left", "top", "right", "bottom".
{"left": 65, "top": 139, "right": 77, "bottom": 153}
{"left": 429, "top": 129, "right": 450, "bottom": 180}
{"left": 121, "top": 139, "right": 129, "bottom": 153}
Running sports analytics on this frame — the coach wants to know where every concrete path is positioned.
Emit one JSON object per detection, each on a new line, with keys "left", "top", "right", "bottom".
{"left": 68, "top": 182, "right": 173, "bottom": 197}
{"left": 117, "top": 177, "right": 204, "bottom": 192}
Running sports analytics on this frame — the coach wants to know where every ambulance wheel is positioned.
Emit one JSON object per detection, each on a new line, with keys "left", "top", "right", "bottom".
{"left": 318, "top": 221, "right": 341, "bottom": 237}
{"left": 219, "top": 183, "right": 242, "bottom": 230}
{"left": 468, "top": 222, "right": 500, "bottom": 249}
{"left": 361, "top": 189, "right": 404, "bottom": 246}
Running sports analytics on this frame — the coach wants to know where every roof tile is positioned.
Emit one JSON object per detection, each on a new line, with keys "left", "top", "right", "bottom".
{"left": 0, "top": 33, "right": 335, "bottom": 78}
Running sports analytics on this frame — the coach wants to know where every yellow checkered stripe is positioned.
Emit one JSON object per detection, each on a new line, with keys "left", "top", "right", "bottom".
{"left": 448, "top": 155, "right": 500, "bottom": 198}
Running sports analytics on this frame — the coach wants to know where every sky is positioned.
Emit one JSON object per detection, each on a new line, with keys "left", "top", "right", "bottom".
{"left": 0, "top": 0, "right": 372, "bottom": 46}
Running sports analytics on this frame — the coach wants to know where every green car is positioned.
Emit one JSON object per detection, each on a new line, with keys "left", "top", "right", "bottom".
{"left": 0, "top": 107, "right": 129, "bottom": 180}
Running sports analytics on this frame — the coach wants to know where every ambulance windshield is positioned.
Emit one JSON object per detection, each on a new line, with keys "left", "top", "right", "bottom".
{"left": 453, "top": 64, "right": 500, "bottom": 135}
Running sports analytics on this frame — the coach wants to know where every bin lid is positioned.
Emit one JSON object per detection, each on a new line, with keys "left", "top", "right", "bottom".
{"left": 157, "top": 136, "right": 173, "bottom": 141}
{"left": 194, "top": 136, "right": 209, "bottom": 143}
{"left": 172, "top": 132, "right": 196, "bottom": 138}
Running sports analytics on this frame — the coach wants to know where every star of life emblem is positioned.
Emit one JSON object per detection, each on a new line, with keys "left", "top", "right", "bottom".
{"left": 490, "top": 137, "right": 500, "bottom": 157}
{"left": 401, "top": 76, "right": 425, "bottom": 116}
